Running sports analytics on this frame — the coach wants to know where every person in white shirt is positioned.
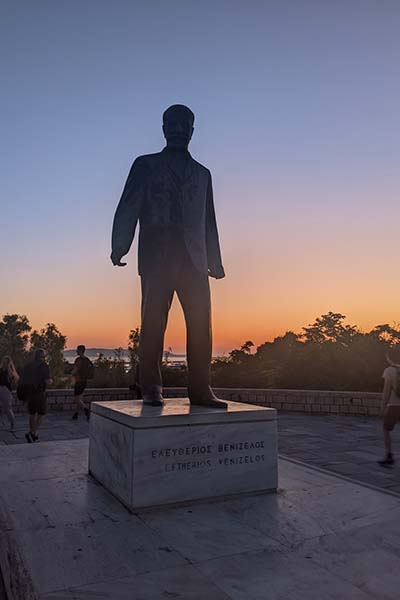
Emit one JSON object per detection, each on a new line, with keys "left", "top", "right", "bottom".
{"left": 379, "top": 351, "right": 400, "bottom": 466}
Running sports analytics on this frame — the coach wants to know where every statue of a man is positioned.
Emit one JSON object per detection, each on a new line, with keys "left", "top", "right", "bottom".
{"left": 111, "top": 104, "right": 226, "bottom": 409}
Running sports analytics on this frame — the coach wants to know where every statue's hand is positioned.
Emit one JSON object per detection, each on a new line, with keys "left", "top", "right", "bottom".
{"left": 111, "top": 251, "right": 127, "bottom": 267}
{"left": 208, "top": 265, "right": 225, "bottom": 279}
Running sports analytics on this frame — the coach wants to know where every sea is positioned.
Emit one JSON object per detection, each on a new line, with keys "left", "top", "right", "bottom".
{"left": 63, "top": 348, "right": 186, "bottom": 366}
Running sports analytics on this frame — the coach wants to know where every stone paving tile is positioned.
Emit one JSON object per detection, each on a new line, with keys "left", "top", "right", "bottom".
{"left": 16, "top": 517, "right": 186, "bottom": 594}
{"left": 0, "top": 412, "right": 89, "bottom": 446}
{"left": 296, "top": 517, "right": 400, "bottom": 599}
{"left": 42, "top": 564, "right": 233, "bottom": 600}
{"left": 196, "top": 547, "right": 371, "bottom": 600}
{"left": 386, "top": 484, "right": 400, "bottom": 493}
{"left": 223, "top": 478, "right": 400, "bottom": 548}
{"left": 278, "top": 412, "right": 400, "bottom": 495}
{"left": 140, "top": 502, "right": 283, "bottom": 562}
{"left": 0, "top": 474, "right": 131, "bottom": 532}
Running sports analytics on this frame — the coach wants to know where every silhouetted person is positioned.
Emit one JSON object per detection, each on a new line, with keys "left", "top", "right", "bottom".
{"left": 71, "top": 345, "right": 92, "bottom": 421}
{"left": 21, "top": 348, "right": 52, "bottom": 443}
{"left": 111, "top": 104, "right": 226, "bottom": 408}
{"left": 0, "top": 356, "right": 19, "bottom": 430}
{"left": 379, "top": 350, "right": 400, "bottom": 466}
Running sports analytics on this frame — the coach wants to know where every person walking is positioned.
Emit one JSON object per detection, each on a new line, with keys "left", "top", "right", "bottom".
{"left": 378, "top": 350, "right": 400, "bottom": 466}
{"left": 21, "top": 349, "right": 52, "bottom": 443}
{"left": 0, "top": 356, "right": 19, "bottom": 431}
{"left": 71, "top": 345, "right": 92, "bottom": 421}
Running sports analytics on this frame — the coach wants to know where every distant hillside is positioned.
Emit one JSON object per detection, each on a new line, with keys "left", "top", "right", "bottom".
{"left": 64, "top": 348, "right": 127, "bottom": 357}
{"left": 64, "top": 348, "right": 186, "bottom": 363}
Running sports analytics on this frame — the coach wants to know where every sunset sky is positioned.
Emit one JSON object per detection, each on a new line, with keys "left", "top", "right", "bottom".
{"left": 1, "top": 1, "right": 399, "bottom": 354}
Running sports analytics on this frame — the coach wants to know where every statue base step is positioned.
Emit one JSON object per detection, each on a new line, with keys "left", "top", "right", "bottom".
{"left": 89, "top": 398, "right": 278, "bottom": 510}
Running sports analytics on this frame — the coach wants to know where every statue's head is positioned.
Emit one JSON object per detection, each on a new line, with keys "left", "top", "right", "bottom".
{"left": 77, "top": 345, "right": 86, "bottom": 356}
{"left": 162, "top": 104, "right": 194, "bottom": 149}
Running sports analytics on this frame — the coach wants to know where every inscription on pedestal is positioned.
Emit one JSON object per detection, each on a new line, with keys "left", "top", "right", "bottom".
{"left": 133, "top": 422, "right": 277, "bottom": 507}
{"left": 151, "top": 439, "right": 266, "bottom": 473}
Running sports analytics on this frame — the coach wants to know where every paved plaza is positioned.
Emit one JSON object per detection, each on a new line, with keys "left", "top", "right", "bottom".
{"left": 1, "top": 409, "right": 399, "bottom": 495}
{"left": 279, "top": 412, "right": 400, "bottom": 495}
{"left": 1, "top": 407, "right": 400, "bottom": 599}
{"left": 1, "top": 438, "right": 400, "bottom": 599}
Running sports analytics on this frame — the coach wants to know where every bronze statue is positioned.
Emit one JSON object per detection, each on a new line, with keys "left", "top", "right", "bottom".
{"left": 111, "top": 105, "right": 226, "bottom": 408}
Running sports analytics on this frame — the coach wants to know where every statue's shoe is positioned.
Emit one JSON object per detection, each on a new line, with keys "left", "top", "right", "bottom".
{"left": 190, "top": 397, "right": 228, "bottom": 409}
{"left": 142, "top": 395, "right": 164, "bottom": 407}
{"left": 189, "top": 385, "right": 228, "bottom": 409}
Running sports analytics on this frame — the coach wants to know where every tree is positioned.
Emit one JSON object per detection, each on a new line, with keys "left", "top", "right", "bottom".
{"left": 229, "top": 340, "right": 254, "bottom": 364}
{"left": 369, "top": 323, "right": 400, "bottom": 346}
{"left": 301, "top": 312, "right": 359, "bottom": 345}
{"left": 254, "top": 332, "right": 302, "bottom": 388}
{"left": 257, "top": 332, "right": 300, "bottom": 361}
{"left": 0, "top": 314, "right": 31, "bottom": 366}
{"left": 127, "top": 327, "right": 140, "bottom": 372}
{"left": 113, "top": 347, "right": 125, "bottom": 361}
{"left": 112, "top": 347, "right": 128, "bottom": 383}
{"left": 92, "top": 352, "right": 128, "bottom": 388}
{"left": 207, "top": 312, "right": 394, "bottom": 391}
{"left": 30, "top": 323, "right": 67, "bottom": 383}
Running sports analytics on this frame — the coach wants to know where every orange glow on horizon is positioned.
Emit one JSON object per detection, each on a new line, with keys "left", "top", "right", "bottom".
{"left": 2, "top": 183, "right": 399, "bottom": 353}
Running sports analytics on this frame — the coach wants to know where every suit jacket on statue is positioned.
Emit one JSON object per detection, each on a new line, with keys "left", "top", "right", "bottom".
{"left": 111, "top": 148, "right": 225, "bottom": 277}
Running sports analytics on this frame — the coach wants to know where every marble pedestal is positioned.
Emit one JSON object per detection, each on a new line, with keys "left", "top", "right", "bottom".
{"left": 89, "top": 399, "right": 278, "bottom": 510}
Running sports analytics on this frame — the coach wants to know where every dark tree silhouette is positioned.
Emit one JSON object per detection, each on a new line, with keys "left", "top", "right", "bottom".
{"left": 30, "top": 323, "right": 67, "bottom": 383}
{"left": 0, "top": 314, "right": 31, "bottom": 366}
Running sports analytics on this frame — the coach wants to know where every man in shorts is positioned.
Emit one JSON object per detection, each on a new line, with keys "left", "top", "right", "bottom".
{"left": 379, "top": 351, "right": 400, "bottom": 466}
{"left": 21, "top": 349, "right": 52, "bottom": 443}
{"left": 71, "top": 345, "right": 92, "bottom": 421}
